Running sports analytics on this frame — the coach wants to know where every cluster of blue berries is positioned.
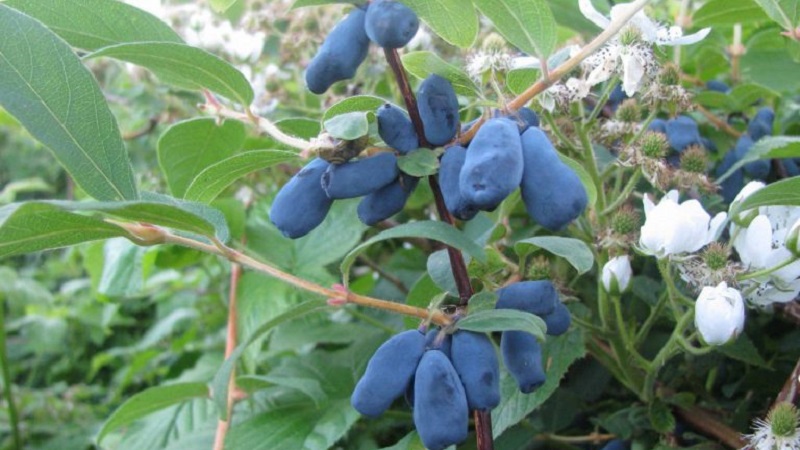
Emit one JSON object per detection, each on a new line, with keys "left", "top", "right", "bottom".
{"left": 351, "top": 280, "right": 570, "bottom": 449}
{"left": 647, "top": 115, "right": 716, "bottom": 166}
{"left": 442, "top": 117, "right": 588, "bottom": 230}
{"left": 305, "top": 0, "right": 419, "bottom": 94}
{"left": 269, "top": 74, "right": 460, "bottom": 238}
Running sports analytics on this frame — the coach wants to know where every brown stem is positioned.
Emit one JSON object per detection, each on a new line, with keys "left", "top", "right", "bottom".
{"left": 382, "top": 47, "right": 492, "bottom": 450}
{"left": 775, "top": 357, "right": 800, "bottom": 405}
{"left": 675, "top": 406, "right": 747, "bottom": 449}
{"left": 696, "top": 105, "right": 742, "bottom": 138}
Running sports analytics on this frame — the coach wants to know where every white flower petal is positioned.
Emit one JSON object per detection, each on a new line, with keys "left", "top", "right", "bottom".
{"left": 695, "top": 282, "right": 745, "bottom": 346}
{"left": 578, "top": 0, "right": 611, "bottom": 29}
{"left": 708, "top": 212, "right": 728, "bottom": 243}
{"left": 660, "top": 27, "right": 711, "bottom": 46}
{"left": 738, "top": 215, "right": 773, "bottom": 268}
{"left": 620, "top": 50, "right": 645, "bottom": 96}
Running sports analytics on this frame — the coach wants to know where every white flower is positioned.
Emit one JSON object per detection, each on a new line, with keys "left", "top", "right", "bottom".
{"left": 578, "top": 0, "right": 710, "bottom": 96}
{"left": 639, "top": 190, "right": 727, "bottom": 258}
{"left": 694, "top": 282, "right": 745, "bottom": 346}
{"left": 602, "top": 255, "right": 633, "bottom": 294}
{"left": 744, "top": 403, "right": 800, "bottom": 450}
{"left": 578, "top": 0, "right": 711, "bottom": 46}
{"left": 539, "top": 77, "right": 591, "bottom": 111}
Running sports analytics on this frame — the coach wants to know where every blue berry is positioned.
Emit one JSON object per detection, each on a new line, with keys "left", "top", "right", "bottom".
{"left": 501, "top": 330, "right": 546, "bottom": 394}
{"left": 748, "top": 107, "right": 775, "bottom": 141}
{"left": 417, "top": 75, "right": 460, "bottom": 146}
{"left": 357, "top": 173, "right": 418, "bottom": 225}
{"left": 665, "top": 116, "right": 702, "bottom": 152}
{"left": 542, "top": 302, "right": 571, "bottom": 336}
{"left": 270, "top": 158, "right": 333, "bottom": 239}
{"left": 601, "top": 439, "right": 628, "bottom": 450}
{"left": 733, "top": 134, "right": 770, "bottom": 179}
{"left": 413, "top": 350, "right": 469, "bottom": 450}
{"left": 705, "top": 80, "right": 730, "bottom": 93}
{"left": 377, "top": 103, "right": 419, "bottom": 154}
{"left": 351, "top": 329, "right": 426, "bottom": 417}
{"left": 305, "top": 8, "right": 370, "bottom": 94}
{"left": 716, "top": 150, "right": 744, "bottom": 204}
{"left": 365, "top": 0, "right": 419, "bottom": 49}
{"left": 647, "top": 118, "right": 668, "bottom": 134}
{"left": 439, "top": 145, "right": 479, "bottom": 221}
{"left": 459, "top": 118, "right": 524, "bottom": 211}
{"left": 321, "top": 152, "right": 399, "bottom": 199}
{"left": 519, "top": 128, "right": 588, "bottom": 230}
{"left": 496, "top": 281, "right": 558, "bottom": 316}
{"left": 451, "top": 331, "right": 500, "bottom": 411}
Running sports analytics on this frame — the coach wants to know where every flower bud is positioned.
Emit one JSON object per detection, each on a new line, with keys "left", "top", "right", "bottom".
{"left": 680, "top": 145, "right": 708, "bottom": 174}
{"left": 694, "top": 282, "right": 745, "bottom": 346}
{"left": 602, "top": 255, "right": 633, "bottom": 294}
{"left": 640, "top": 131, "right": 669, "bottom": 159}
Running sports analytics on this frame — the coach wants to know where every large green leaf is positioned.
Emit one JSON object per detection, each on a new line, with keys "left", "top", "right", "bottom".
{"left": 402, "top": 0, "right": 479, "bottom": 48}
{"left": 514, "top": 236, "right": 594, "bottom": 274}
{"left": 752, "top": 0, "right": 800, "bottom": 29}
{"left": 694, "top": 0, "right": 770, "bottom": 26}
{"left": 401, "top": 51, "right": 479, "bottom": 96}
{"left": 3, "top": 0, "right": 181, "bottom": 51}
{"left": 322, "top": 95, "right": 386, "bottom": 122}
{"left": 732, "top": 176, "right": 800, "bottom": 214}
{"left": 492, "top": 327, "right": 586, "bottom": 437}
{"left": 184, "top": 150, "right": 300, "bottom": 203}
{"left": 157, "top": 118, "right": 247, "bottom": 198}
{"left": 340, "top": 221, "right": 487, "bottom": 287}
{"left": 717, "top": 136, "right": 800, "bottom": 182}
{"left": 456, "top": 309, "right": 546, "bottom": 341}
{"left": 86, "top": 42, "right": 254, "bottom": 106}
{"left": 0, "top": 4, "right": 138, "bottom": 201}
{"left": 211, "top": 300, "right": 327, "bottom": 418}
{"left": 473, "top": 0, "right": 557, "bottom": 59}
{"left": 97, "top": 382, "right": 209, "bottom": 444}
{"left": 0, "top": 202, "right": 126, "bottom": 259}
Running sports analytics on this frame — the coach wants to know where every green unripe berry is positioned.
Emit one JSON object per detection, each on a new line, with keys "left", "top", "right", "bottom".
{"left": 611, "top": 206, "right": 639, "bottom": 236}
{"left": 616, "top": 99, "right": 642, "bottom": 123}
{"left": 680, "top": 145, "right": 708, "bottom": 173}
{"left": 702, "top": 243, "right": 729, "bottom": 271}
{"left": 768, "top": 402, "right": 800, "bottom": 438}
{"left": 641, "top": 131, "right": 669, "bottom": 158}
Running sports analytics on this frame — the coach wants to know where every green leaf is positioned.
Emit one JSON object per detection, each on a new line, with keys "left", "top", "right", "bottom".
{"left": 456, "top": 309, "right": 546, "bottom": 341}
{"left": 473, "top": 0, "right": 557, "bottom": 59}
{"left": 467, "top": 291, "right": 498, "bottom": 314}
{"left": 741, "top": 29, "right": 800, "bottom": 92}
{"left": 559, "top": 154, "right": 598, "bottom": 207}
{"left": 401, "top": 51, "right": 479, "bottom": 96}
{"left": 322, "top": 95, "right": 386, "bottom": 122}
{"left": 236, "top": 375, "right": 328, "bottom": 406}
{"left": 184, "top": 150, "right": 300, "bottom": 203}
{"left": 734, "top": 176, "right": 800, "bottom": 213}
{"left": 729, "top": 83, "right": 779, "bottom": 108}
{"left": 86, "top": 42, "right": 254, "bottom": 106}
{"left": 514, "top": 236, "right": 594, "bottom": 274}
{"left": 96, "top": 382, "right": 209, "bottom": 444}
{"left": 340, "top": 221, "right": 487, "bottom": 287}
{"left": 492, "top": 327, "right": 586, "bottom": 436}
{"left": 648, "top": 398, "right": 676, "bottom": 433}
{"left": 717, "top": 136, "right": 800, "bottom": 182}
{"left": 291, "top": 0, "right": 360, "bottom": 8}
{"left": 98, "top": 238, "right": 149, "bottom": 297}
{"left": 507, "top": 68, "right": 539, "bottom": 96}
{"left": 402, "top": 0, "right": 479, "bottom": 48}
{"left": 694, "top": 0, "right": 770, "bottom": 26}
{"left": 398, "top": 148, "right": 440, "bottom": 177}
{"left": 226, "top": 406, "right": 319, "bottom": 449}
{"left": 209, "top": 0, "right": 239, "bottom": 12}
{"left": 3, "top": 0, "right": 181, "bottom": 51}
{"left": 323, "top": 111, "right": 371, "bottom": 140}
{"left": 0, "top": 4, "right": 138, "bottom": 201}
{"left": 211, "top": 300, "right": 327, "bottom": 419}
{"left": 381, "top": 432, "right": 426, "bottom": 450}
{"left": 0, "top": 202, "right": 127, "bottom": 259}
{"left": 752, "top": 0, "right": 800, "bottom": 29}
{"left": 694, "top": 91, "right": 739, "bottom": 111}
{"left": 717, "top": 333, "right": 769, "bottom": 367}
{"left": 60, "top": 194, "right": 230, "bottom": 242}
{"left": 158, "top": 119, "right": 247, "bottom": 198}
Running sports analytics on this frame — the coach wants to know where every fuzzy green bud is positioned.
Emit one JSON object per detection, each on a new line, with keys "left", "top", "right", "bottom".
{"left": 680, "top": 145, "right": 708, "bottom": 173}
{"left": 482, "top": 33, "right": 507, "bottom": 53}
{"left": 703, "top": 242, "right": 729, "bottom": 271}
{"left": 616, "top": 99, "right": 642, "bottom": 123}
{"left": 611, "top": 205, "right": 639, "bottom": 235}
{"left": 659, "top": 64, "right": 681, "bottom": 86}
{"left": 619, "top": 27, "right": 642, "bottom": 46}
{"left": 768, "top": 402, "right": 800, "bottom": 438}
{"left": 527, "top": 256, "right": 551, "bottom": 281}
{"left": 641, "top": 131, "right": 669, "bottom": 159}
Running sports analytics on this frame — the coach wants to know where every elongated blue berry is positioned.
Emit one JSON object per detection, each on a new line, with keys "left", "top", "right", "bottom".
{"left": 305, "top": 8, "right": 370, "bottom": 94}
{"left": 321, "top": 152, "right": 399, "bottom": 199}
{"left": 542, "top": 302, "right": 571, "bottom": 336}
{"left": 351, "top": 329, "right": 425, "bottom": 417}
{"left": 270, "top": 158, "right": 333, "bottom": 239}
{"left": 665, "top": 116, "right": 702, "bottom": 152}
{"left": 733, "top": 134, "right": 770, "bottom": 179}
{"left": 501, "top": 330, "right": 546, "bottom": 393}
{"left": 413, "top": 350, "right": 469, "bottom": 450}
{"left": 365, "top": 0, "right": 419, "bottom": 48}
{"left": 706, "top": 80, "right": 729, "bottom": 93}
{"left": 417, "top": 75, "right": 460, "bottom": 146}
{"left": 439, "top": 146, "right": 479, "bottom": 221}
{"left": 520, "top": 128, "right": 587, "bottom": 230}
{"left": 357, "top": 173, "right": 418, "bottom": 225}
{"left": 748, "top": 107, "right": 774, "bottom": 141}
{"left": 648, "top": 118, "right": 667, "bottom": 134}
{"left": 716, "top": 150, "right": 744, "bottom": 204}
{"left": 377, "top": 103, "right": 419, "bottom": 154}
{"left": 496, "top": 281, "right": 558, "bottom": 316}
{"left": 459, "top": 118, "right": 524, "bottom": 210}
{"left": 451, "top": 331, "right": 500, "bottom": 411}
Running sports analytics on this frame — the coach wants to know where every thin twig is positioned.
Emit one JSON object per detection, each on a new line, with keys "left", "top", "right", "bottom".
{"left": 697, "top": 105, "right": 742, "bottom": 138}
{"left": 675, "top": 406, "right": 747, "bottom": 449}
